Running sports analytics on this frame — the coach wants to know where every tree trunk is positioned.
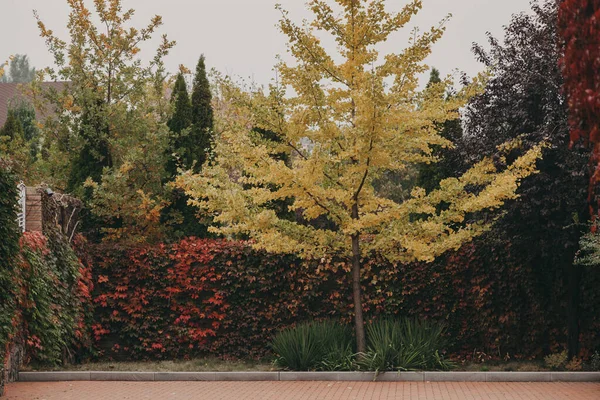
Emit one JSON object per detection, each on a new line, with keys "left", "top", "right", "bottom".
{"left": 567, "top": 264, "right": 582, "bottom": 359}
{"left": 351, "top": 232, "right": 366, "bottom": 354}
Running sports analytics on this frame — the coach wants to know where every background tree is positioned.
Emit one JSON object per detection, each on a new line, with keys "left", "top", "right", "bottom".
{"left": 34, "top": 0, "right": 175, "bottom": 243}
{"left": 0, "top": 109, "right": 31, "bottom": 177}
{"left": 0, "top": 54, "right": 35, "bottom": 83}
{"left": 458, "top": 0, "right": 589, "bottom": 358}
{"left": 559, "top": 0, "right": 600, "bottom": 358}
{"left": 162, "top": 57, "right": 215, "bottom": 238}
{"left": 559, "top": 0, "right": 600, "bottom": 210}
{"left": 8, "top": 100, "right": 41, "bottom": 161}
{"left": 189, "top": 55, "right": 214, "bottom": 172}
{"left": 0, "top": 109, "right": 25, "bottom": 140}
{"left": 178, "top": 0, "right": 544, "bottom": 352}
{"left": 163, "top": 71, "right": 207, "bottom": 237}
{"left": 166, "top": 72, "right": 193, "bottom": 176}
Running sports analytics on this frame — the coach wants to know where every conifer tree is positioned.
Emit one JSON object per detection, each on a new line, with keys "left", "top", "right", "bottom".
{"left": 167, "top": 73, "right": 192, "bottom": 176}
{"left": 0, "top": 110, "right": 24, "bottom": 140}
{"left": 189, "top": 55, "right": 214, "bottom": 172}
{"left": 164, "top": 71, "right": 208, "bottom": 238}
{"left": 0, "top": 109, "right": 29, "bottom": 176}
{"left": 0, "top": 54, "right": 35, "bottom": 83}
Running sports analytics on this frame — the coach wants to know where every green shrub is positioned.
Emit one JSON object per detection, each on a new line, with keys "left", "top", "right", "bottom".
{"left": 544, "top": 350, "right": 568, "bottom": 370}
{"left": 271, "top": 320, "right": 354, "bottom": 371}
{"left": 590, "top": 351, "right": 600, "bottom": 371}
{"left": 360, "top": 318, "right": 454, "bottom": 372}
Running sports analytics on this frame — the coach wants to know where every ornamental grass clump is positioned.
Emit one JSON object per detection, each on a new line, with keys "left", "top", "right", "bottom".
{"left": 359, "top": 318, "right": 454, "bottom": 372}
{"left": 271, "top": 318, "right": 453, "bottom": 372}
{"left": 271, "top": 320, "right": 354, "bottom": 371}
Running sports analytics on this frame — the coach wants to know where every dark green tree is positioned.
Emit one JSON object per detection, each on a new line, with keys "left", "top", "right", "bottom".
{"left": 8, "top": 100, "right": 40, "bottom": 160}
{"left": 0, "top": 109, "right": 25, "bottom": 140}
{"left": 0, "top": 105, "right": 40, "bottom": 179}
{"left": 163, "top": 63, "right": 214, "bottom": 239}
{"left": 189, "top": 55, "right": 214, "bottom": 172}
{"left": 66, "top": 97, "right": 112, "bottom": 197}
{"left": 427, "top": 67, "right": 441, "bottom": 87}
{"left": 162, "top": 57, "right": 214, "bottom": 239}
{"left": 0, "top": 54, "right": 35, "bottom": 83}
{"left": 166, "top": 73, "right": 192, "bottom": 176}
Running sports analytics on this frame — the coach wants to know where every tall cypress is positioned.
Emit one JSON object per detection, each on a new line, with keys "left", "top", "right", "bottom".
{"left": 189, "top": 55, "right": 213, "bottom": 172}
{"left": 0, "top": 110, "right": 25, "bottom": 140}
{"left": 166, "top": 73, "right": 192, "bottom": 176}
{"left": 164, "top": 63, "right": 213, "bottom": 239}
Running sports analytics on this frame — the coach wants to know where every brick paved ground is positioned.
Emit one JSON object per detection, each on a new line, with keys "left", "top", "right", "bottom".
{"left": 4, "top": 381, "right": 600, "bottom": 400}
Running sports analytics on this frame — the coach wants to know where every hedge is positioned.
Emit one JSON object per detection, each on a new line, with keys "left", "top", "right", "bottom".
{"left": 90, "top": 237, "right": 600, "bottom": 361}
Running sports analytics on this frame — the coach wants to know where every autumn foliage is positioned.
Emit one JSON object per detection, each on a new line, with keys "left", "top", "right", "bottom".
{"left": 89, "top": 238, "right": 600, "bottom": 361}
{"left": 559, "top": 0, "right": 600, "bottom": 210}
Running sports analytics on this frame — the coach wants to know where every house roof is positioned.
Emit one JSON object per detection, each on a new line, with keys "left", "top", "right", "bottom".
{"left": 0, "top": 82, "right": 68, "bottom": 127}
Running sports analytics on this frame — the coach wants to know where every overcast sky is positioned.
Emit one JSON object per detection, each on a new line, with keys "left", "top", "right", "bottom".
{"left": 1, "top": 0, "right": 531, "bottom": 85}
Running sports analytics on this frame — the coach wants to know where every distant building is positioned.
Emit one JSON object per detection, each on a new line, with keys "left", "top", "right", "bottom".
{"left": 0, "top": 82, "right": 68, "bottom": 127}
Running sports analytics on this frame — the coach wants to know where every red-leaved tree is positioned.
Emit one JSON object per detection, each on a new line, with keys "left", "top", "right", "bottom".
{"left": 559, "top": 0, "right": 600, "bottom": 211}
{"left": 559, "top": 0, "right": 600, "bottom": 357}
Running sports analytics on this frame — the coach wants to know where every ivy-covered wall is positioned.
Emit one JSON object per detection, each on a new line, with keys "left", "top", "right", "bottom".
{"left": 0, "top": 165, "right": 20, "bottom": 396}
{"left": 1, "top": 168, "right": 91, "bottom": 394}
{"left": 15, "top": 232, "right": 93, "bottom": 365}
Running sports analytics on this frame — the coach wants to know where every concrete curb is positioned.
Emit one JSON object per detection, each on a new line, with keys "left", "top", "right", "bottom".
{"left": 17, "top": 371, "right": 600, "bottom": 382}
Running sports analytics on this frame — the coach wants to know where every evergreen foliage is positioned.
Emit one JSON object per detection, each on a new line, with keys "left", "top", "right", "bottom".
{"left": 8, "top": 101, "right": 40, "bottom": 161}
{"left": 189, "top": 55, "right": 214, "bottom": 172}
{"left": 0, "top": 109, "right": 31, "bottom": 177}
{"left": 0, "top": 109, "right": 25, "bottom": 140}
{"left": 575, "top": 230, "right": 600, "bottom": 267}
{"left": 0, "top": 54, "right": 35, "bottom": 83}
{"left": 163, "top": 58, "right": 215, "bottom": 239}
{"left": 166, "top": 73, "right": 192, "bottom": 176}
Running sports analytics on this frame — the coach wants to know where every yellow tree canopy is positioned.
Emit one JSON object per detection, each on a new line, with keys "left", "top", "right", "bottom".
{"left": 177, "top": 0, "right": 544, "bottom": 263}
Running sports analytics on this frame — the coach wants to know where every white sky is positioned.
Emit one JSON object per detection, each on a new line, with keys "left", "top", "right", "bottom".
{"left": 1, "top": 0, "right": 531, "bottom": 85}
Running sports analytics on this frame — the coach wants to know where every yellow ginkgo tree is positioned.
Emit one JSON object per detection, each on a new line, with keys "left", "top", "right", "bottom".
{"left": 177, "top": 0, "right": 544, "bottom": 352}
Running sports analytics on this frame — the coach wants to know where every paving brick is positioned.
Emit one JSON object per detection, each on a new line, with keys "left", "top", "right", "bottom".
{"left": 5, "top": 381, "right": 600, "bottom": 400}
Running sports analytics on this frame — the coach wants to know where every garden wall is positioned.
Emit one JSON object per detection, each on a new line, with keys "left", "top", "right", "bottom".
{"left": 89, "top": 237, "right": 600, "bottom": 362}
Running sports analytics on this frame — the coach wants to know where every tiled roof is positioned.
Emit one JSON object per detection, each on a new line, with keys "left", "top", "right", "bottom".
{"left": 0, "top": 82, "right": 68, "bottom": 127}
